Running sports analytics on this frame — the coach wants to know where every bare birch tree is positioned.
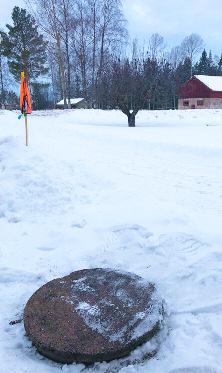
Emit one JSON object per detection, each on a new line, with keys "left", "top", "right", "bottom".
{"left": 148, "top": 33, "right": 165, "bottom": 60}
{"left": 180, "top": 33, "right": 204, "bottom": 77}
{"left": 29, "top": 0, "right": 127, "bottom": 107}
{"left": 60, "top": 0, "right": 76, "bottom": 108}
{"left": 70, "top": 0, "right": 127, "bottom": 106}
{"left": 29, "top": 0, "right": 69, "bottom": 108}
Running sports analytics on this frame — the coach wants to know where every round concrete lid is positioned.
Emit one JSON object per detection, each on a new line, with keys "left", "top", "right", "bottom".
{"left": 24, "top": 268, "right": 163, "bottom": 364}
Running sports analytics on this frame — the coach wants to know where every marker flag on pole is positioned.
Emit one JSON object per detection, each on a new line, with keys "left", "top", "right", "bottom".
{"left": 20, "top": 72, "right": 32, "bottom": 115}
{"left": 19, "top": 72, "right": 32, "bottom": 146}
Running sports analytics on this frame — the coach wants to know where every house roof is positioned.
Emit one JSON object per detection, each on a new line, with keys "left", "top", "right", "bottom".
{"left": 194, "top": 75, "right": 222, "bottom": 92}
{"left": 57, "top": 98, "right": 85, "bottom": 106}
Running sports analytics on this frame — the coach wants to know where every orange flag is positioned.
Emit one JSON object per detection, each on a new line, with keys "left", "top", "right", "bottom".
{"left": 20, "top": 72, "right": 32, "bottom": 115}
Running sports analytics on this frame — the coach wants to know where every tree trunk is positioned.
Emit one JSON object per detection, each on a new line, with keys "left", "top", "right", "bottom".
{"left": 56, "top": 35, "right": 68, "bottom": 109}
{"left": 79, "top": 7, "right": 88, "bottom": 102}
{"left": 190, "top": 53, "right": 193, "bottom": 77}
{"left": 49, "top": 62, "right": 57, "bottom": 109}
{"left": 51, "top": 0, "right": 67, "bottom": 109}
{"left": 91, "top": 1, "right": 96, "bottom": 107}
{"left": 128, "top": 112, "right": 136, "bottom": 127}
{"left": 62, "top": 0, "right": 71, "bottom": 109}
{"left": 65, "top": 39, "right": 71, "bottom": 109}
{"left": 0, "top": 54, "right": 5, "bottom": 109}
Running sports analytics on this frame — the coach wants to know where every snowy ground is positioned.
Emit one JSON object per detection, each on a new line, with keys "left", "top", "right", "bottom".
{"left": 1, "top": 108, "right": 222, "bottom": 373}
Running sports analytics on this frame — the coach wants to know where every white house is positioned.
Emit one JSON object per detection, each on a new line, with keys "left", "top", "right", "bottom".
{"left": 56, "top": 98, "right": 87, "bottom": 109}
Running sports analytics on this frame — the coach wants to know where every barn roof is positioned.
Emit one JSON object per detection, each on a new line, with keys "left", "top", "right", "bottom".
{"left": 195, "top": 75, "right": 222, "bottom": 92}
{"left": 57, "top": 98, "right": 85, "bottom": 106}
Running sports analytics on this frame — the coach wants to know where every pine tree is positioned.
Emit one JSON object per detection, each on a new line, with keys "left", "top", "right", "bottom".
{"left": 0, "top": 7, "right": 48, "bottom": 82}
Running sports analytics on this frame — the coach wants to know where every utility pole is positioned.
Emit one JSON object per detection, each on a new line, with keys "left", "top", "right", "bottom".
{"left": 0, "top": 35, "right": 5, "bottom": 109}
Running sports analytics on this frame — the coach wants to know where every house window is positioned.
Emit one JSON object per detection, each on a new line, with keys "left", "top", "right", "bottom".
{"left": 197, "top": 100, "right": 204, "bottom": 106}
{"left": 183, "top": 101, "right": 189, "bottom": 107}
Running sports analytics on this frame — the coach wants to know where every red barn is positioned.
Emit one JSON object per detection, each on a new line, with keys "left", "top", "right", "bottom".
{"left": 178, "top": 75, "right": 222, "bottom": 109}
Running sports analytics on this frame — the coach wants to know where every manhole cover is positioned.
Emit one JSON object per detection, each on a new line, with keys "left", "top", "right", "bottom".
{"left": 24, "top": 268, "right": 163, "bottom": 363}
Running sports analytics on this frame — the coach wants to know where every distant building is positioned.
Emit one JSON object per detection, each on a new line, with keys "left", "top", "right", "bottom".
{"left": 178, "top": 75, "right": 222, "bottom": 109}
{"left": 56, "top": 98, "right": 87, "bottom": 109}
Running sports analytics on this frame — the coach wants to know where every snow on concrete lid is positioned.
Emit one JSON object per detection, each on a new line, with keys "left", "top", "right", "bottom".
{"left": 195, "top": 75, "right": 222, "bottom": 92}
{"left": 57, "top": 98, "right": 85, "bottom": 105}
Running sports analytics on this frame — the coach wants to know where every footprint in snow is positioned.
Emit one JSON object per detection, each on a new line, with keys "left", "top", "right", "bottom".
{"left": 174, "top": 303, "right": 222, "bottom": 317}
{"left": 0, "top": 210, "right": 5, "bottom": 218}
{"left": 0, "top": 136, "right": 14, "bottom": 146}
{"left": 169, "top": 367, "right": 219, "bottom": 373}
{"left": 159, "top": 233, "right": 207, "bottom": 256}
{"left": 8, "top": 216, "right": 21, "bottom": 224}
{"left": 71, "top": 219, "right": 87, "bottom": 229}
{"left": 37, "top": 247, "right": 56, "bottom": 252}
{"left": 112, "top": 224, "right": 152, "bottom": 242}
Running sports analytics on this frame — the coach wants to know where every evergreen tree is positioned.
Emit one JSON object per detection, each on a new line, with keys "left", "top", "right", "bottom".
{"left": 5, "top": 90, "right": 19, "bottom": 108}
{"left": 31, "top": 82, "right": 53, "bottom": 110}
{"left": 158, "top": 61, "right": 174, "bottom": 110}
{"left": 208, "top": 51, "right": 213, "bottom": 68}
{"left": 169, "top": 57, "right": 192, "bottom": 109}
{"left": 0, "top": 7, "right": 48, "bottom": 82}
{"left": 143, "top": 57, "right": 160, "bottom": 109}
{"left": 195, "top": 49, "right": 208, "bottom": 74}
{"left": 194, "top": 49, "right": 217, "bottom": 75}
{"left": 207, "top": 50, "right": 217, "bottom": 75}
{"left": 175, "top": 57, "right": 192, "bottom": 85}
{"left": 218, "top": 54, "right": 222, "bottom": 74}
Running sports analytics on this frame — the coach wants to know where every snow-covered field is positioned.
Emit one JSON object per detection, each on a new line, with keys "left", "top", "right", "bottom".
{"left": 1, "top": 108, "right": 222, "bottom": 373}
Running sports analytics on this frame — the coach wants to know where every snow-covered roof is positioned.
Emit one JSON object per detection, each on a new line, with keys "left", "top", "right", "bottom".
{"left": 194, "top": 75, "right": 222, "bottom": 92}
{"left": 57, "top": 98, "right": 85, "bottom": 106}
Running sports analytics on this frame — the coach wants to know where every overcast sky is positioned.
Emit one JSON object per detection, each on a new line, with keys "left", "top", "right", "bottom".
{"left": 0, "top": 0, "right": 222, "bottom": 56}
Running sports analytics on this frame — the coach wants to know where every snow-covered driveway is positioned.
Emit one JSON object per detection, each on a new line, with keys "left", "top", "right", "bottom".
{"left": 0, "top": 109, "right": 222, "bottom": 372}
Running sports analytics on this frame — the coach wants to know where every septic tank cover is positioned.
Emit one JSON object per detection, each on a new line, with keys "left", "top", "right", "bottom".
{"left": 24, "top": 268, "right": 163, "bottom": 364}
